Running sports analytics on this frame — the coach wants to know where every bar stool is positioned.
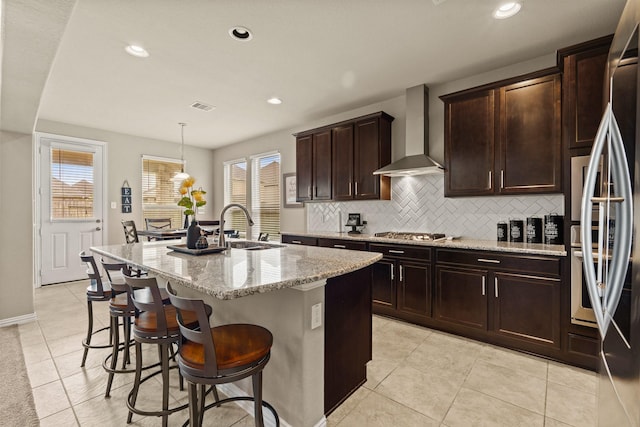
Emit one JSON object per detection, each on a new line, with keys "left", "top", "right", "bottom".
{"left": 79, "top": 252, "right": 115, "bottom": 367}
{"left": 168, "top": 286, "right": 279, "bottom": 427}
{"left": 102, "top": 263, "right": 175, "bottom": 398}
{"left": 101, "top": 261, "right": 136, "bottom": 398}
{"left": 124, "top": 275, "right": 195, "bottom": 426}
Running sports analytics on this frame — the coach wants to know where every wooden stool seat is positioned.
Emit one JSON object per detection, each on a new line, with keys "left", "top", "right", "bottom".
{"left": 181, "top": 324, "right": 272, "bottom": 372}
{"left": 134, "top": 305, "right": 198, "bottom": 334}
{"left": 110, "top": 293, "right": 130, "bottom": 310}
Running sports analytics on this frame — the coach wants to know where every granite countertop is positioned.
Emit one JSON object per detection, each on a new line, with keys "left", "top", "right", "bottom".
{"left": 90, "top": 240, "right": 382, "bottom": 300}
{"left": 282, "top": 231, "right": 567, "bottom": 257}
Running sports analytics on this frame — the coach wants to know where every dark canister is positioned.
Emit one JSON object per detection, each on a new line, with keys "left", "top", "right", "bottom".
{"left": 544, "top": 214, "right": 564, "bottom": 245}
{"left": 509, "top": 219, "right": 524, "bottom": 242}
{"left": 497, "top": 222, "right": 508, "bottom": 242}
{"left": 526, "top": 217, "right": 543, "bottom": 243}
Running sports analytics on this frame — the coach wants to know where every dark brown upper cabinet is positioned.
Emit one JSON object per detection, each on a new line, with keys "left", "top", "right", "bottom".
{"left": 558, "top": 35, "right": 612, "bottom": 150}
{"left": 441, "top": 70, "right": 562, "bottom": 197}
{"left": 498, "top": 74, "right": 562, "bottom": 194}
{"left": 295, "top": 111, "right": 393, "bottom": 202}
{"left": 295, "top": 130, "right": 332, "bottom": 202}
{"left": 443, "top": 90, "right": 496, "bottom": 196}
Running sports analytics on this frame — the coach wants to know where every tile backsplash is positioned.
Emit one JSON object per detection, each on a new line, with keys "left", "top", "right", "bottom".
{"left": 307, "top": 174, "right": 564, "bottom": 240}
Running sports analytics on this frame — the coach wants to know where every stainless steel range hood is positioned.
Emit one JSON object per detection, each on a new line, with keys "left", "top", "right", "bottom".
{"left": 373, "top": 84, "right": 444, "bottom": 177}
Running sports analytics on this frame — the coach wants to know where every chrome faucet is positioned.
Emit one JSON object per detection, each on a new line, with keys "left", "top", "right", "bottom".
{"left": 218, "top": 203, "right": 254, "bottom": 247}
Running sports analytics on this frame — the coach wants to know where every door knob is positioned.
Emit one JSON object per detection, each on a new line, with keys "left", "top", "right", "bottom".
{"left": 96, "top": 227, "right": 102, "bottom": 231}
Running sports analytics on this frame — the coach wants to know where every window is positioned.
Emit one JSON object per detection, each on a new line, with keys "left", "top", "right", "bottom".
{"left": 223, "top": 159, "right": 247, "bottom": 233}
{"left": 141, "top": 156, "right": 184, "bottom": 228}
{"left": 224, "top": 152, "right": 281, "bottom": 239}
{"left": 51, "top": 148, "right": 94, "bottom": 219}
{"left": 251, "top": 153, "right": 281, "bottom": 238}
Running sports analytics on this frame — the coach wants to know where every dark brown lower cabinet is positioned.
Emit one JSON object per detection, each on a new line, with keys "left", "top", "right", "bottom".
{"left": 434, "top": 249, "right": 562, "bottom": 353}
{"left": 492, "top": 272, "right": 560, "bottom": 347}
{"left": 434, "top": 266, "right": 488, "bottom": 330}
{"left": 324, "top": 266, "right": 372, "bottom": 415}
{"left": 370, "top": 244, "right": 432, "bottom": 323}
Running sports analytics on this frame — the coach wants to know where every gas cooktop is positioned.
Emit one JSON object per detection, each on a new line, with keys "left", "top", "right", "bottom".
{"left": 374, "top": 231, "right": 447, "bottom": 241}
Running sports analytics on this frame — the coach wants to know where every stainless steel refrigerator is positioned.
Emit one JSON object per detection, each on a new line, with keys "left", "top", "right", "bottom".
{"left": 581, "top": 1, "right": 640, "bottom": 425}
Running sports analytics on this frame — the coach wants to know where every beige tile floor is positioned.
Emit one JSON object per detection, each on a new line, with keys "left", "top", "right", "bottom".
{"left": 19, "top": 279, "right": 598, "bottom": 426}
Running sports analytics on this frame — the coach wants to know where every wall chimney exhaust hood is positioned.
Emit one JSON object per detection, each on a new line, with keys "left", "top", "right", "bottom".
{"left": 373, "top": 84, "right": 444, "bottom": 177}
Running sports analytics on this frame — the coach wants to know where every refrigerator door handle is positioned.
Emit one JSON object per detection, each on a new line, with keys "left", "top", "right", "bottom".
{"left": 580, "top": 103, "right": 633, "bottom": 338}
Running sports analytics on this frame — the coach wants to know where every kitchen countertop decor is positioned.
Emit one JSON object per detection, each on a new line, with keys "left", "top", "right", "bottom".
{"left": 90, "top": 239, "right": 382, "bottom": 300}
{"left": 283, "top": 231, "right": 567, "bottom": 256}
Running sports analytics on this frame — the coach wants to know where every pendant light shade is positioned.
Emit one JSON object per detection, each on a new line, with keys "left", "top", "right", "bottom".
{"left": 172, "top": 122, "right": 190, "bottom": 181}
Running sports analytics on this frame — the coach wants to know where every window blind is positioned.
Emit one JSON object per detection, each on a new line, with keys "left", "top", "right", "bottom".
{"left": 251, "top": 153, "right": 281, "bottom": 238}
{"left": 223, "top": 160, "right": 247, "bottom": 233}
{"left": 51, "top": 148, "right": 94, "bottom": 219}
{"left": 141, "top": 156, "right": 183, "bottom": 228}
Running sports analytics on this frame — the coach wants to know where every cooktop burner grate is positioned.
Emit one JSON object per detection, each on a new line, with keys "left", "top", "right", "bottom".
{"left": 374, "top": 231, "right": 446, "bottom": 241}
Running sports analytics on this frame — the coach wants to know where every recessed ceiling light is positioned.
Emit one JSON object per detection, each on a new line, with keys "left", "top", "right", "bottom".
{"left": 229, "top": 26, "right": 253, "bottom": 41}
{"left": 125, "top": 44, "right": 149, "bottom": 57}
{"left": 267, "top": 97, "right": 282, "bottom": 105}
{"left": 493, "top": 1, "right": 522, "bottom": 19}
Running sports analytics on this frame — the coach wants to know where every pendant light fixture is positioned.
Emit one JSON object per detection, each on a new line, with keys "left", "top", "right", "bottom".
{"left": 172, "top": 122, "right": 190, "bottom": 181}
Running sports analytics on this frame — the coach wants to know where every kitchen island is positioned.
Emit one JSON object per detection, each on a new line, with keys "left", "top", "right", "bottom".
{"left": 91, "top": 240, "right": 382, "bottom": 427}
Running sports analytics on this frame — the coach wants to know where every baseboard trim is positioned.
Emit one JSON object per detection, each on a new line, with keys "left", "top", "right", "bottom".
{"left": 0, "top": 313, "right": 37, "bottom": 327}
{"left": 216, "top": 383, "right": 326, "bottom": 427}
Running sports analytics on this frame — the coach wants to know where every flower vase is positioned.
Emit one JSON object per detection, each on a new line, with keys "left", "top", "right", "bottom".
{"left": 186, "top": 220, "right": 201, "bottom": 249}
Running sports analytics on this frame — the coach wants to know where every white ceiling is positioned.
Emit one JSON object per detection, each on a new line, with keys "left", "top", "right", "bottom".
{"left": 30, "top": 0, "right": 626, "bottom": 148}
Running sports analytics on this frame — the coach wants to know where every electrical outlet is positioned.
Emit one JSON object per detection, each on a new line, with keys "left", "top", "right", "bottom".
{"left": 110, "top": 201, "right": 117, "bottom": 209}
{"left": 311, "top": 303, "right": 322, "bottom": 329}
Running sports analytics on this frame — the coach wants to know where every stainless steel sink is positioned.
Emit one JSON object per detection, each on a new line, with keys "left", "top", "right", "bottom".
{"left": 227, "top": 241, "right": 285, "bottom": 250}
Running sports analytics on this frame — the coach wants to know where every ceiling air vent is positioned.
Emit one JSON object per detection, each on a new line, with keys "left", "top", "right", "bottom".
{"left": 190, "top": 101, "right": 215, "bottom": 112}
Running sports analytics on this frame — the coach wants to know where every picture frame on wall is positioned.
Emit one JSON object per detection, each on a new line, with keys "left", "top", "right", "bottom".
{"left": 283, "top": 173, "right": 303, "bottom": 208}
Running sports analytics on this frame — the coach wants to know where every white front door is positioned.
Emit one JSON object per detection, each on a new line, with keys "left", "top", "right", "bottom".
{"left": 38, "top": 135, "right": 105, "bottom": 285}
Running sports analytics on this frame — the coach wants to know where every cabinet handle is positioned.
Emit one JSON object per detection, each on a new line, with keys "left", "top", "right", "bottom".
{"left": 399, "top": 265, "right": 404, "bottom": 282}
{"left": 355, "top": 182, "right": 359, "bottom": 195}
{"left": 477, "top": 258, "right": 500, "bottom": 264}
{"left": 314, "top": 186, "right": 317, "bottom": 197}
{"left": 500, "top": 170, "right": 504, "bottom": 189}
{"left": 495, "top": 277, "right": 499, "bottom": 298}
{"left": 389, "top": 249, "right": 405, "bottom": 254}
{"left": 488, "top": 170, "right": 492, "bottom": 189}
{"left": 349, "top": 182, "right": 352, "bottom": 196}
{"left": 308, "top": 186, "right": 312, "bottom": 198}
{"left": 333, "top": 244, "right": 346, "bottom": 249}
{"left": 291, "top": 240, "right": 302, "bottom": 244}
{"left": 390, "top": 264, "right": 394, "bottom": 280}
{"left": 482, "top": 276, "right": 486, "bottom": 296}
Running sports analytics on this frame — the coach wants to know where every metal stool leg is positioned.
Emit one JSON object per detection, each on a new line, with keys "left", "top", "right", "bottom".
{"left": 160, "top": 343, "right": 170, "bottom": 427}
{"left": 105, "top": 315, "right": 120, "bottom": 397}
{"left": 188, "top": 381, "right": 200, "bottom": 427}
{"left": 253, "top": 371, "right": 264, "bottom": 427}
{"left": 81, "top": 300, "right": 93, "bottom": 367}
{"left": 127, "top": 340, "right": 143, "bottom": 424}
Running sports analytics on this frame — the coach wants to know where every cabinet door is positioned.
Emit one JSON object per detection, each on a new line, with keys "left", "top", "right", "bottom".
{"left": 397, "top": 260, "right": 431, "bottom": 319}
{"left": 332, "top": 124, "right": 354, "bottom": 200}
{"left": 444, "top": 90, "right": 496, "bottom": 196}
{"left": 563, "top": 48, "right": 609, "bottom": 149}
{"left": 434, "top": 265, "right": 487, "bottom": 330}
{"left": 372, "top": 259, "right": 396, "bottom": 311}
{"left": 354, "top": 118, "right": 383, "bottom": 199}
{"left": 281, "top": 234, "right": 317, "bottom": 246}
{"left": 498, "top": 74, "right": 561, "bottom": 194}
{"left": 313, "top": 130, "right": 332, "bottom": 200}
{"left": 491, "top": 272, "right": 560, "bottom": 349}
{"left": 296, "top": 135, "right": 313, "bottom": 202}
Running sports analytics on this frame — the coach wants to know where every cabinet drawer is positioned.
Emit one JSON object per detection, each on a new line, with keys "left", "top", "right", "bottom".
{"left": 281, "top": 235, "right": 318, "bottom": 246}
{"left": 318, "top": 238, "right": 367, "bottom": 251}
{"left": 436, "top": 249, "right": 560, "bottom": 276}
{"left": 370, "top": 244, "right": 431, "bottom": 261}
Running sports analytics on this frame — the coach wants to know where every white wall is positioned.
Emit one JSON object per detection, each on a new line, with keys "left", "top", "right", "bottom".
{"left": 35, "top": 120, "right": 216, "bottom": 245}
{"left": 0, "top": 131, "right": 35, "bottom": 320}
